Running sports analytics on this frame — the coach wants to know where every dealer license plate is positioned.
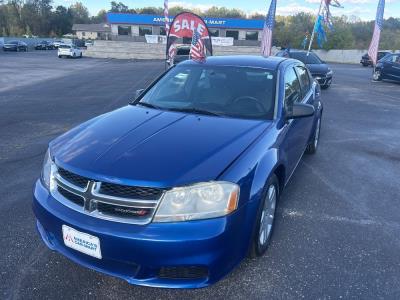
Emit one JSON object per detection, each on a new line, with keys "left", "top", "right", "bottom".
{"left": 62, "top": 225, "right": 102, "bottom": 259}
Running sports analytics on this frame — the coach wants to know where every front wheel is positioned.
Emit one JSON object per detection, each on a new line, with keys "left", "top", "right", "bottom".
{"left": 250, "top": 175, "right": 279, "bottom": 258}
{"left": 306, "top": 115, "right": 321, "bottom": 154}
{"left": 79, "top": 52, "right": 82, "bottom": 58}
{"left": 372, "top": 69, "right": 382, "bottom": 81}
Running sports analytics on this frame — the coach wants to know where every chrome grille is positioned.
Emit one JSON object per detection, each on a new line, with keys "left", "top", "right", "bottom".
{"left": 57, "top": 167, "right": 89, "bottom": 189}
{"left": 99, "top": 182, "right": 164, "bottom": 200}
{"left": 53, "top": 166, "right": 164, "bottom": 225}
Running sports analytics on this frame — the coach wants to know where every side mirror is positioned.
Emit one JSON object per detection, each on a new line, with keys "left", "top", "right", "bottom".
{"left": 135, "top": 89, "right": 145, "bottom": 100}
{"left": 286, "top": 103, "right": 315, "bottom": 120}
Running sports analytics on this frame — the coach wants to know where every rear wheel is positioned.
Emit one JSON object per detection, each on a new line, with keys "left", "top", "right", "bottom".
{"left": 250, "top": 175, "right": 279, "bottom": 258}
{"left": 73, "top": 52, "right": 76, "bottom": 58}
{"left": 79, "top": 52, "right": 82, "bottom": 58}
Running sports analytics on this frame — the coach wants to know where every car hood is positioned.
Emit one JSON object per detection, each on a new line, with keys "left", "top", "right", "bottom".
{"left": 306, "top": 63, "right": 330, "bottom": 75}
{"left": 51, "top": 105, "right": 270, "bottom": 188}
{"left": 4, "top": 44, "right": 17, "bottom": 47}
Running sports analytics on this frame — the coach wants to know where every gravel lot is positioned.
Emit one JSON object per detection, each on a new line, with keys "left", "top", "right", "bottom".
{"left": 1, "top": 51, "right": 400, "bottom": 300}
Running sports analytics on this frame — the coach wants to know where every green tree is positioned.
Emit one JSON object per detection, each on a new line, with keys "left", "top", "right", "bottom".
{"left": 69, "top": 2, "right": 89, "bottom": 24}
{"left": 110, "top": 1, "right": 129, "bottom": 13}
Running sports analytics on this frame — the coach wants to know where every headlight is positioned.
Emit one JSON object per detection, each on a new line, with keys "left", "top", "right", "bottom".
{"left": 153, "top": 182, "right": 239, "bottom": 222}
{"left": 41, "top": 149, "right": 56, "bottom": 191}
{"left": 327, "top": 70, "right": 333, "bottom": 76}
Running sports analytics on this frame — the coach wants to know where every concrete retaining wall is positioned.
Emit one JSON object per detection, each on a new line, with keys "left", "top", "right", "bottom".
{"left": 85, "top": 41, "right": 399, "bottom": 64}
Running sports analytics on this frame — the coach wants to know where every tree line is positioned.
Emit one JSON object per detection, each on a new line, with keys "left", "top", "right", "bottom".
{"left": 1, "top": 0, "right": 399, "bottom": 50}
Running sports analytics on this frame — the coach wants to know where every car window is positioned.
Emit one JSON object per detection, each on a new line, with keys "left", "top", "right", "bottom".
{"left": 140, "top": 65, "right": 276, "bottom": 120}
{"left": 388, "top": 55, "right": 400, "bottom": 64}
{"left": 284, "top": 67, "right": 302, "bottom": 110}
{"left": 291, "top": 52, "right": 322, "bottom": 64}
{"left": 295, "top": 66, "right": 311, "bottom": 98}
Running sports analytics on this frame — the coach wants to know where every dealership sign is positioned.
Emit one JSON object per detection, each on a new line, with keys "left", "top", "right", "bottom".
{"left": 107, "top": 13, "right": 264, "bottom": 30}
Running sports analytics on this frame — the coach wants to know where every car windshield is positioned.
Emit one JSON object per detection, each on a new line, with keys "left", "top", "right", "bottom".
{"left": 138, "top": 65, "right": 276, "bottom": 120}
{"left": 291, "top": 52, "right": 322, "bottom": 64}
{"left": 59, "top": 45, "right": 71, "bottom": 49}
{"left": 9, "top": 41, "right": 18, "bottom": 44}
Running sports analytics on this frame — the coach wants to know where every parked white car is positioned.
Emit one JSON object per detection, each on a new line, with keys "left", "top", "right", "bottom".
{"left": 58, "top": 44, "right": 82, "bottom": 58}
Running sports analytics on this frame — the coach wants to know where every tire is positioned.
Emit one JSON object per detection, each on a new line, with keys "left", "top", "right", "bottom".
{"left": 73, "top": 53, "right": 76, "bottom": 58}
{"left": 58, "top": 55, "right": 62, "bottom": 58}
{"left": 321, "top": 83, "right": 330, "bottom": 89}
{"left": 362, "top": 63, "right": 368, "bottom": 67}
{"left": 79, "top": 52, "right": 82, "bottom": 58}
{"left": 306, "top": 115, "right": 322, "bottom": 154}
{"left": 249, "top": 175, "right": 279, "bottom": 258}
{"left": 372, "top": 69, "right": 382, "bottom": 81}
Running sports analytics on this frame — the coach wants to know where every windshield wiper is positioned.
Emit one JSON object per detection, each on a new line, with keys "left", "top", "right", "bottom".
{"left": 167, "top": 107, "right": 222, "bottom": 117}
{"left": 135, "top": 102, "right": 161, "bottom": 110}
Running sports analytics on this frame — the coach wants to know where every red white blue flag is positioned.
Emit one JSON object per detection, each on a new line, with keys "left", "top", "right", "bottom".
{"left": 190, "top": 28, "right": 205, "bottom": 61}
{"left": 261, "top": 0, "right": 277, "bottom": 57}
{"left": 368, "top": 0, "right": 385, "bottom": 66}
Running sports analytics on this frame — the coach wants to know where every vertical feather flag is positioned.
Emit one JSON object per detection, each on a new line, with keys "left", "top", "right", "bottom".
{"left": 368, "top": 0, "right": 385, "bottom": 66}
{"left": 261, "top": 0, "right": 277, "bottom": 57}
{"left": 164, "top": 0, "right": 169, "bottom": 33}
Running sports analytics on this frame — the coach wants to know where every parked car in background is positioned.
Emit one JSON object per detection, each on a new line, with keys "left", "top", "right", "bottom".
{"left": 84, "top": 40, "right": 94, "bottom": 47}
{"left": 53, "top": 40, "right": 63, "bottom": 49}
{"left": 373, "top": 53, "right": 400, "bottom": 82}
{"left": 35, "top": 40, "right": 54, "bottom": 50}
{"left": 58, "top": 44, "right": 82, "bottom": 58}
{"left": 360, "top": 51, "right": 391, "bottom": 67}
{"left": 276, "top": 49, "right": 333, "bottom": 89}
{"left": 167, "top": 44, "right": 191, "bottom": 67}
{"left": 33, "top": 55, "right": 323, "bottom": 288}
{"left": 3, "top": 40, "right": 28, "bottom": 52}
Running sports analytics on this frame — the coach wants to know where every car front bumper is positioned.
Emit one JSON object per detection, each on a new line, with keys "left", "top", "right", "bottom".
{"left": 3, "top": 46, "right": 17, "bottom": 51}
{"left": 314, "top": 74, "right": 333, "bottom": 86}
{"left": 33, "top": 180, "right": 253, "bottom": 288}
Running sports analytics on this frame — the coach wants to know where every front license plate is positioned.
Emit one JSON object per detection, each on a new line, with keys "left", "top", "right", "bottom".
{"left": 62, "top": 225, "right": 102, "bottom": 259}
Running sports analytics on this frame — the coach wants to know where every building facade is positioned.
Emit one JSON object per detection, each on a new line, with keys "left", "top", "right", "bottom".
{"left": 106, "top": 13, "right": 264, "bottom": 42}
{"left": 72, "top": 23, "right": 111, "bottom": 40}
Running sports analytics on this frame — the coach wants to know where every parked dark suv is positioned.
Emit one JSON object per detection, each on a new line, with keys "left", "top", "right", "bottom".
{"left": 276, "top": 50, "right": 333, "bottom": 89}
{"left": 360, "top": 51, "right": 391, "bottom": 67}
{"left": 35, "top": 40, "right": 54, "bottom": 50}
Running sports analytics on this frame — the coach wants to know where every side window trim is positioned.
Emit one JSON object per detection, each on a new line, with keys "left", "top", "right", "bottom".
{"left": 283, "top": 64, "right": 302, "bottom": 110}
{"left": 294, "top": 65, "right": 312, "bottom": 102}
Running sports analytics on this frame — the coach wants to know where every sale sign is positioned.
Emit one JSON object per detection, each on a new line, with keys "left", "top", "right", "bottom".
{"left": 166, "top": 12, "right": 213, "bottom": 59}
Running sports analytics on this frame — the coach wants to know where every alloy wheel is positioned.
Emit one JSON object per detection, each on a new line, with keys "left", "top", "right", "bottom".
{"left": 259, "top": 184, "right": 277, "bottom": 246}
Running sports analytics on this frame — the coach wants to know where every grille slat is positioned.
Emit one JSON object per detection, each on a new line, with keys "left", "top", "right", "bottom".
{"left": 57, "top": 186, "right": 85, "bottom": 207}
{"left": 99, "top": 182, "right": 163, "bottom": 200}
{"left": 57, "top": 167, "right": 89, "bottom": 189}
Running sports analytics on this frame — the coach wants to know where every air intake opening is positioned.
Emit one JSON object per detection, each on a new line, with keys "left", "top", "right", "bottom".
{"left": 158, "top": 266, "right": 208, "bottom": 280}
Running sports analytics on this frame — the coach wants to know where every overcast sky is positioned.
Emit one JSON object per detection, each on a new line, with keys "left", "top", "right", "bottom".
{"left": 56, "top": 0, "right": 400, "bottom": 21}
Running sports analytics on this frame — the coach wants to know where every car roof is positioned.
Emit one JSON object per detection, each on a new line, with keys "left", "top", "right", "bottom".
{"left": 179, "top": 55, "right": 289, "bottom": 70}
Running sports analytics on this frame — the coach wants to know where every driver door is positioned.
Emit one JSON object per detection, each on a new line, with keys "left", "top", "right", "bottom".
{"left": 282, "top": 66, "right": 311, "bottom": 176}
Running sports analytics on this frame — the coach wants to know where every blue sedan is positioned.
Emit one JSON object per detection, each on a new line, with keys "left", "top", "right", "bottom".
{"left": 33, "top": 55, "right": 323, "bottom": 288}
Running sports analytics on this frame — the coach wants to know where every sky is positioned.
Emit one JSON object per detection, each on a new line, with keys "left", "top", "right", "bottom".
{"left": 56, "top": 0, "right": 400, "bottom": 21}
